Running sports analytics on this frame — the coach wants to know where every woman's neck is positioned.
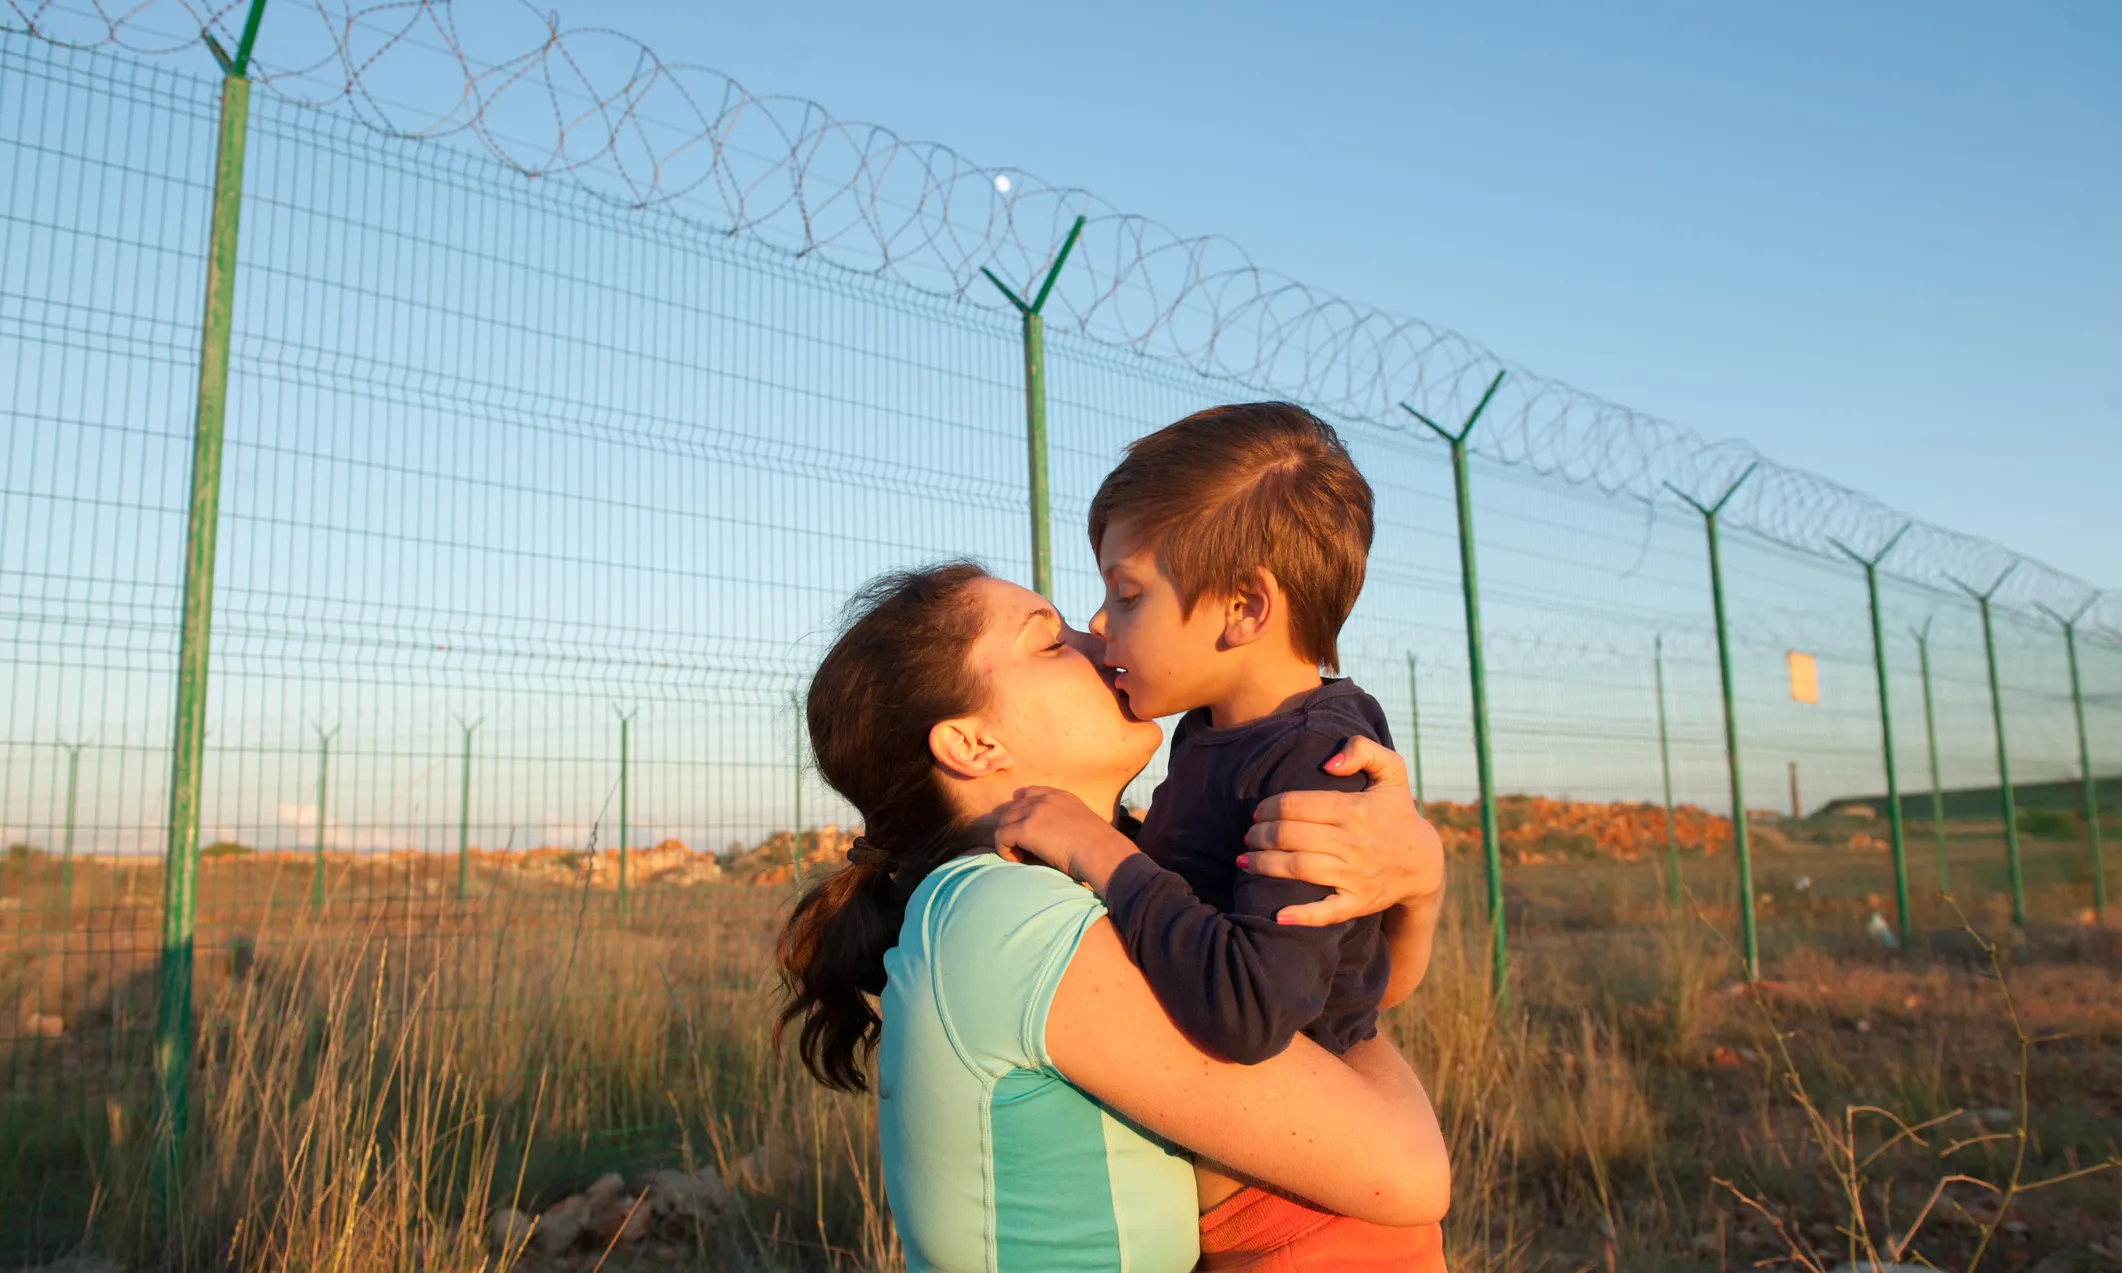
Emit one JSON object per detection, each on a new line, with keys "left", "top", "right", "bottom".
{"left": 955, "top": 774, "right": 1128, "bottom": 837}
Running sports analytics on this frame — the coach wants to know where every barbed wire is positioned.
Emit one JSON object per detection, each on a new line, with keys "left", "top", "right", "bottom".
{"left": 6, "top": 0, "right": 2112, "bottom": 629}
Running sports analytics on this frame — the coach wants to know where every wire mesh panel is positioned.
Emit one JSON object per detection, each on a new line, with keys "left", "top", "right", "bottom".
{"left": 0, "top": 33, "right": 1036, "bottom": 1249}
{"left": 1, "top": 37, "right": 220, "bottom": 1241}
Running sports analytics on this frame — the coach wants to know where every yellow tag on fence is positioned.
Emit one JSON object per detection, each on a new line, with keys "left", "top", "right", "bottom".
{"left": 1787, "top": 651, "right": 1819, "bottom": 704}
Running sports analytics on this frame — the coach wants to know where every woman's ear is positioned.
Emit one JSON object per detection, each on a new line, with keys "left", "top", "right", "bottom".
{"left": 929, "top": 716, "right": 1014, "bottom": 780}
{"left": 1219, "top": 566, "right": 1280, "bottom": 650}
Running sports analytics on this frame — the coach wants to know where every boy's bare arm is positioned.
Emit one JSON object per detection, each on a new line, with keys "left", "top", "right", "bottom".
{"left": 1377, "top": 891, "right": 1441, "bottom": 1010}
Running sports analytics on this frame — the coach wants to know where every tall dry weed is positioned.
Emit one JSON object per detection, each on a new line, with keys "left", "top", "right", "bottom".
{"left": 1401, "top": 896, "right": 1666, "bottom": 1265}
{"left": 1716, "top": 902, "right": 2121, "bottom": 1272}
{"left": 39, "top": 868, "right": 899, "bottom": 1271}
{"left": 83, "top": 928, "right": 516, "bottom": 1270}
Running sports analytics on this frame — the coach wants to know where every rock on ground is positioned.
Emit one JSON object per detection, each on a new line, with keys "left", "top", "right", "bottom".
{"left": 646, "top": 1165, "right": 733, "bottom": 1219}
{"left": 591, "top": 1191, "right": 653, "bottom": 1246}
{"left": 488, "top": 1205, "right": 534, "bottom": 1251}
{"left": 531, "top": 1193, "right": 593, "bottom": 1253}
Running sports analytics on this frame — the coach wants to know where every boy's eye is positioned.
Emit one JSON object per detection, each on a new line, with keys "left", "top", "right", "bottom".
{"left": 1118, "top": 595, "right": 1140, "bottom": 611}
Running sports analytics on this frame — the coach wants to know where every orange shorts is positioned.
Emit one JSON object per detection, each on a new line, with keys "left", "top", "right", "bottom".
{"left": 1196, "top": 1186, "right": 1447, "bottom": 1271}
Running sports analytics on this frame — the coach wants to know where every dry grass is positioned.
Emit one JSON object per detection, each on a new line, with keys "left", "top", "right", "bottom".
{"left": 1390, "top": 829, "right": 2122, "bottom": 1271}
{"left": 2, "top": 823, "right": 2118, "bottom": 1271}
{"left": 1, "top": 855, "right": 891, "bottom": 1271}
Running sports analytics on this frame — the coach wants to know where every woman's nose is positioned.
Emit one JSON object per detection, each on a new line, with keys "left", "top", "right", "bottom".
{"left": 1063, "top": 624, "right": 1109, "bottom": 664}
{"left": 1087, "top": 605, "right": 1109, "bottom": 640}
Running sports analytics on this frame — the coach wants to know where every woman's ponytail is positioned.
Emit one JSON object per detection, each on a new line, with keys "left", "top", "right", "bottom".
{"left": 774, "top": 564, "right": 992, "bottom": 1092}
{"left": 777, "top": 857, "right": 900, "bottom": 1091}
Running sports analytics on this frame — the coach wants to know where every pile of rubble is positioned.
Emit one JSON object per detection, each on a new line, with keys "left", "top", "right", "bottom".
{"left": 723, "top": 824, "right": 859, "bottom": 886}
{"left": 496, "top": 840, "right": 725, "bottom": 890}
{"left": 1419, "top": 796, "right": 1786, "bottom": 863}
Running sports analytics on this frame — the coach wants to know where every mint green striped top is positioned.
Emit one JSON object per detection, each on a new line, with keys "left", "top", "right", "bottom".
{"left": 878, "top": 853, "right": 1199, "bottom": 1273}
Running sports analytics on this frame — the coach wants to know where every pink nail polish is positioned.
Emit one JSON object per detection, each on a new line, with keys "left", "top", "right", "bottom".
{"left": 1236, "top": 854, "right": 1251, "bottom": 871}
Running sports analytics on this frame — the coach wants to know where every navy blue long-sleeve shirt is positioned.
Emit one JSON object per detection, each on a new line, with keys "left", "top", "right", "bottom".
{"left": 1103, "top": 678, "right": 1393, "bottom": 1064}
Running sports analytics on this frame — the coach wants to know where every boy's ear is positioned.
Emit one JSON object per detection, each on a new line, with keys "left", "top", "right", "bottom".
{"left": 1219, "top": 566, "right": 1280, "bottom": 650}
{"left": 929, "top": 716, "right": 1014, "bottom": 780}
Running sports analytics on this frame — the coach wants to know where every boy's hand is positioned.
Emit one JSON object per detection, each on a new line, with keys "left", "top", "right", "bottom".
{"left": 1240, "top": 736, "right": 1443, "bottom": 928}
{"left": 995, "top": 786, "right": 1141, "bottom": 894}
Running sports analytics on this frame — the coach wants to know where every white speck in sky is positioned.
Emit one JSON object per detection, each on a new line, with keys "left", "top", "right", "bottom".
{"left": 993, "top": 174, "right": 1011, "bottom": 193}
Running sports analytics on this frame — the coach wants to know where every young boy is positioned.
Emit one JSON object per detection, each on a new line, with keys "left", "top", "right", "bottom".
{"left": 1003, "top": 401, "right": 1445, "bottom": 1267}
{"left": 1088, "top": 399, "right": 1393, "bottom": 1067}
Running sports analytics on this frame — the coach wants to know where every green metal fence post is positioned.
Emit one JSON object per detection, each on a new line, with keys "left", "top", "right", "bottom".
{"left": 59, "top": 742, "right": 83, "bottom": 898}
{"left": 309, "top": 724, "right": 337, "bottom": 911}
{"left": 157, "top": 0, "right": 271, "bottom": 1205}
{"left": 1403, "top": 371, "right": 1509, "bottom": 1002}
{"left": 1664, "top": 464, "right": 1761, "bottom": 980}
{"left": 1912, "top": 620, "right": 1949, "bottom": 893}
{"left": 1405, "top": 653, "right": 1426, "bottom": 810}
{"left": 455, "top": 715, "right": 480, "bottom": 902}
{"left": 981, "top": 215, "right": 1086, "bottom": 599}
{"left": 2036, "top": 598, "right": 2105, "bottom": 919}
{"left": 1654, "top": 636, "right": 1679, "bottom": 907}
{"left": 1952, "top": 567, "right": 2024, "bottom": 926}
{"left": 615, "top": 706, "right": 637, "bottom": 918}
{"left": 1830, "top": 524, "right": 1912, "bottom": 946}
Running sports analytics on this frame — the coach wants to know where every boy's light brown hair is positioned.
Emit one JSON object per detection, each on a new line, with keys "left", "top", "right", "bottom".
{"left": 1089, "top": 402, "right": 1373, "bottom": 672}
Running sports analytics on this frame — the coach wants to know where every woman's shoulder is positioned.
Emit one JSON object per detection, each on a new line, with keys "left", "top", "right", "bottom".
{"left": 900, "top": 854, "right": 1107, "bottom": 1072}
{"left": 913, "top": 853, "right": 1105, "bottom": 957}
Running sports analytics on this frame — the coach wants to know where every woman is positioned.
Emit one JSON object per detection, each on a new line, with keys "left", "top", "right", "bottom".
{"left": 779, "top": 563, "right": 1447, "bottom": 1271}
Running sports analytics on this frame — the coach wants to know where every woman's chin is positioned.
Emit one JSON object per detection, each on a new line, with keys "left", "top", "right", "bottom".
{"left": 1122, "top": 716, "right": 1164, "bottom": 756}
{"left": 1097, "top": 677, "right": 1163, "bottom": 754}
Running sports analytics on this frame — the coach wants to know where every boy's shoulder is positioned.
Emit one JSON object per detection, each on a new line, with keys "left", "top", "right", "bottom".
{"left": 1290, "top": 677, "right": 1391, "bottom": 743}
{"left": 1176, "top": 679, "right": 1392, "bottom": 802}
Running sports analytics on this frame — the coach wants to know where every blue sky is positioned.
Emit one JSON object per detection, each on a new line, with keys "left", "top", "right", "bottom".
{"left": 590, "top": 0, "right": 2120, "bottom": 587}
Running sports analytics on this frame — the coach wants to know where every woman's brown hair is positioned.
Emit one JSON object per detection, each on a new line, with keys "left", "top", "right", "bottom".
{"left": 775, "top": 561, "right": 993, "bottom": 1092}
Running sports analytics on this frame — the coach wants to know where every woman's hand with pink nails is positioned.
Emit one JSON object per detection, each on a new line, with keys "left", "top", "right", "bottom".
{"left": 1242, "top": 735, "right": 1443, "bottom": 927}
